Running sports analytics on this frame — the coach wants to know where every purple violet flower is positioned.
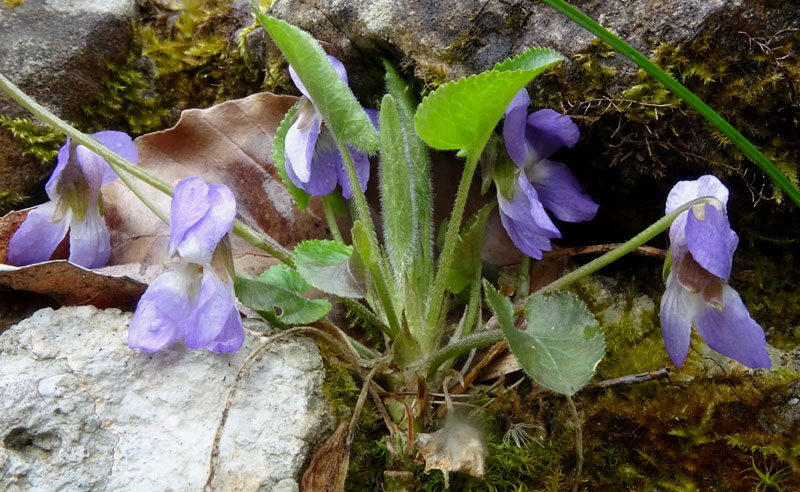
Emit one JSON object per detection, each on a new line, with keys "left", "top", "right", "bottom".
{"left": 7, "top": 131, "right": 137, "bottom": 268}
{"left": 498, "top": 89, "right": 598, "bottom": 259}
{"left": 128, "top": 177, "right": 244, "bottom": 354}
{"left": 660, "top": 175, "right": 770, "bottom": 369}
{"left": 284, "top": 55, "right": 374, "bottom": 198}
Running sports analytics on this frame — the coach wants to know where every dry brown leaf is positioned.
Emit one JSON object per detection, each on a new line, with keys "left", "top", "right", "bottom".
{"left": 0, "top": 208, "right": 30, "bottom": 264}
{"left": 0, "top": 261, "right": 147, "bottom": 310}
{"left": 416, "top": 418, "right": 487, "bottom": 489}
{"left": 104, "top": 92, "right": 328, "bottom": 269}
{"left": 0, "top": 92, "right": 308, "bottom": 311}
{"left": 300, "top": 420, "right": 350, "bottom": 492}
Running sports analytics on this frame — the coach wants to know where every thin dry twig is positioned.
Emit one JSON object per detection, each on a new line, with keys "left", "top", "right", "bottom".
{"left": 585, "top": 368, "right": 671, "bottom": 391}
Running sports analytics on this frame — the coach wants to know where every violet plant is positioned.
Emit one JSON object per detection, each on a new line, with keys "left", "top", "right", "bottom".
{"left": 0, "top": 1, "right": 783, "bottom": 487}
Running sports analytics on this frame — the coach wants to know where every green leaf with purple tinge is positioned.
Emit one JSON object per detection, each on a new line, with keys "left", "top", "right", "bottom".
{"left": 484, "top": 281, "right": 604, "bottom": 396}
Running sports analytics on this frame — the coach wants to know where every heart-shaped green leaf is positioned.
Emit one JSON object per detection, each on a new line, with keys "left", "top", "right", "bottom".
{"left": 234, "top": 265, "right": 331, "bottom": 325}
{"left": 414, "top": 47, "right": 563, "bottom": 156}
{"left": 293, "top": 240, "right": 366, "bottom": 298}
{"left": 484, "top": 281, "right": 605, "bottom": 396}
{"left": 253, "top": 8, "right": 378, "bottom": 153}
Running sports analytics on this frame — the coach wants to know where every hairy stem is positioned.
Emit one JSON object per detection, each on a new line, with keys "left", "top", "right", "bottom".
{"left": 425, "top": 152, "right": 480, "bottom": 330}
{"left": 538, "top": 196, "right": 714, "bottom": 294}
{"left": 322, "top": 195, "right": 344, "bottom": 243}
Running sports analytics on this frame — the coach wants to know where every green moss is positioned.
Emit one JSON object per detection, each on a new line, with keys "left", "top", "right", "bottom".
{"left": 579, "top": 369, "right": 800, "bottom": 490}
{"left": 572, "top": 273, "right": 671, "bottom": 380}
{"left": 0, "top": 116, "right": 64, "bottom": 164}
{"left": 139, "top": 0, "right": 263, "bottom": 108}
{"left": 0, "top": 190, "right": 27, "bottom": 214}
{"left": 79, "top": 0, "right": 266, "bottom": 136}
{"left": 414, "top": 62, "right": 450, "bottom": 96}
{"left": 81, "top": 47, "right": 169, "bottom": 135}
{"left": 436, "top": 27, "right": 482, "bottom": 64}
{"left": 529, "top": 29, "right": 800, "bottom": 205}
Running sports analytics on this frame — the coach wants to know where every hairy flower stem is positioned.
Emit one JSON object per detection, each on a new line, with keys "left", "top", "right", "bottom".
{"left": 538, "top": 0, "right": 800, "bottom": 208}
{"left": 425, "top": 152, "right": 480, "bottom": 331}
{"left": 334, "top": 138, "right": 402, "bottom": 338}
{"left": 421, "top": 196, "right": 717, "bottom": 377}
{"left": 321, "top": 195, "right": 344, "bottom": 243}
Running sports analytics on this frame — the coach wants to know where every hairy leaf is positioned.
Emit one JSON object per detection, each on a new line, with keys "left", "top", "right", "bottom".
{"left": 447, "top": 203, "right": 493, "bottom": 294}
{"left": 384, "top": 61, "right": 433, "bottom": 288}
{"left": 414, "top": 47, "right": 563, "bottom": 156}
{"left": 293, "top": 240, "right": 366, "bottom": 298}
{"left": 234, "top": 265, "right": 331, "bottom": 325}
{"left": 379, "top": 94, "right": 415, "bottom": 286}
{"left": 484, "top": 281, "right": 605, "bottom": 396}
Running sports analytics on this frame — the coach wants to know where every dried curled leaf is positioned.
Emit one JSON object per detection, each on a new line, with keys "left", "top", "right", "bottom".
{"left": 415, "top": 418, "right": 487, "bottom": 488}
{"left": 0, "top": 261, "right": 146, "bottom": 310}
{"left": 301, "top": 420, "right": 349, "bottom": 492}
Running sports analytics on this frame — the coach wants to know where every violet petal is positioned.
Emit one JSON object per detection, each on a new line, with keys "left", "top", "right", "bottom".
{"left": 92, "top": 131, "right": 138, "bottom": 185}
{"left": 173, "top": 179, "right": 236, "bottom": 264}
{"left": 527, "top": 159, "right": 598, "bottom": 222}
{"left": 659, "top": 274, "right": 700, "bottom": 368}
{"left": 127, "top": 265, "right": 199, "bottom": 352}
{"left": 74, "top": 145, "right": 108, "bottom": 202}
{"left": 336, "top": 144, "right": 370, "bottom": 199}
{"left": 289, "top": 130, "right": 339, "bottom": 197}
{"left": 696, "top": 285, "right": 770, "bottom": 368}
{"left": 285, "top": 104, "right": 322, "bottom": 183}
{"left": 168, "top": 177, "right": 211, "bottom": 258}
{"left": 289, "top": 55, "right": 348, "bottom": 101}
{"left": 46, "top": 139, "right": 72, "bottom": 200}
{"left": 183, "top": 270, "right": 243, "bottom": 353}
{"left": 7, "top": 201, "right": 70, "bottom": 266}
{"left": 503, "top": 89, "right": 532, "bottom": 167}
{"left": 666, "top": 175, "right": 729, "bottom": 214}
{"left": 685, "top": 204, "right": 738, "bottom": 280}
{"left": 497, "top": 174, "right": 561, "bottom": 259}
{"left": 526, "top": 109, "right": 580, "bottom": 160}
{"left": 67, "top": 207, "right": 111, "bottom": 268}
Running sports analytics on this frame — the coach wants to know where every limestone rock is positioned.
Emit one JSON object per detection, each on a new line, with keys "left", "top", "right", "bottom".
{"left": 0, "top": 0, "right": 136, "bottom": 202}
{"left": 0, "top": 306, "right": 331, "bottom": 491}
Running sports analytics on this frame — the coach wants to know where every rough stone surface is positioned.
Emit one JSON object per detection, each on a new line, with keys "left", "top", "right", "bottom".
{"left": 244, "top": 0, "right": 799, "bottom": 96}
{"left": 0, "top": 0, "right": 136, "bottom": 200}
{"left": 0, "top": 306, "right": 331, "bottom": 491}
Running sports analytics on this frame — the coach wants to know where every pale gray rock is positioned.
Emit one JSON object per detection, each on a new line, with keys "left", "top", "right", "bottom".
{"left": 0, "top": 0, "right": 136, "bottom": 202}
{"left": 0, "top": 306, "right": 331, "bottom": 491}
